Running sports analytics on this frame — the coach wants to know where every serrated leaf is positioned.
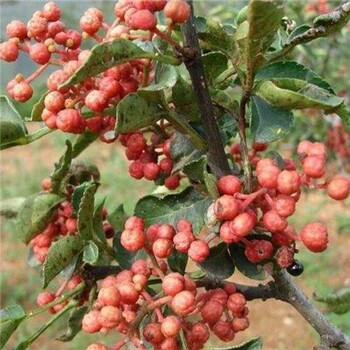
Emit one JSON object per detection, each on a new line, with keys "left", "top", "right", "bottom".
{"left": 56, "top": 305, "right": 88, "bottom": 342}
{"left": 199, "top": 243, "right": 235, "bottom": 279}
{"left": 235, "top": 0, "right": 284, "bottom": 73}
{"left": 0, "top": 95, "right": 28, "bottom": 148}
{"left": 30, "top": 92, "right": 48, "bottom": 121}
{"left": 195, "top": 17, "right": 236, "bottom": 54}
{"left": 135, "top": 187, "right": 212, "bottom": 234}
{"left": 255, "top": 80, "right": 343, "bottom": 110}
{"left": 315, "top": 288, "right": 350, "bottom": 314}
{"left": 116, "top": 93, "right": 165, "bottom": 133}
{"left": 254, "top": 61, "right": 333, "bottom": 93}
{"left": 16, "top": 193, "right": 64, "bottom": 244}
{"left": 42, "top": 235, "right": 85, "bottom": 288}
{"left": 83, "top": 241, "right": 99, "bottom": 264}
{"left": 207, "top": 337, "right": 262, "bottom": 350}
{"left": 251, "top": 95, "right": 294, "bottom": 143}
{"left": 0, "top": 304, "right": 26, "bottom": 348}
{"left": 172, "top": 75, "right": 200, "bottom": 122}
{"left": 61, "top": 39, "right": 180, "bottom": 89}
{"left": 72, "top": 183, "right": 93, "bottom": 215}
{"left": 77, "top": 183, "right": 96, "bottom": 240}
{"left": 50, "top": 140, "right": 73, "bottom": 194}
{"left": 183, "top": 156, "right": 207, "bottom": 183}
{"left": 229, "top": 243, "right": 266, "bottom": 280}
{"left": 108, "top": 204, "right": 128, "bottom": 232}
{"left": 168, "top": 250, "right": 188, "bottom": 274}
{"left": 112, "top": 231, "right": 147, "bottom": 269}
{"left": 203, "top": 52, "right": 228, "bottom": 86}
{"left": 93, "top": 199, "right": 108, "bottom": 244}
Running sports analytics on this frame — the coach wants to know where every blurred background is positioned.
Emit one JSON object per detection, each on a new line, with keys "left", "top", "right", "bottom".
{"left": 0, "top": 1, "right": 349, "bottom": 349}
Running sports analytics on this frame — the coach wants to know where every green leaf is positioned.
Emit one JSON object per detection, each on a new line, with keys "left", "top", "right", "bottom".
{"left": 287, "top": 24, "right": 311, "bottom": 42}
{"left": 72, "top": 131, "right": 99, "bottom": 158}
{"left": 61, "top": 39, "right": 180, "bottom": 88}
{"left": 183, "top": 156, "right": 207, "bottom": 183}
{"left": 112, "top": 232, "right": 147, "bottom": 269}
{"left": 172, "top": 75, "right": 199, "bottom": 122}
{"left": 30, "top": 92, "right": 48, "bottom": 121}
{"left": 135, "top": 187, "right": 212, "bottom": 234}
{"left": 72, "top": 183, "right": 93, "bottom": 215}
{"left": 199, "top": 243, "right": 235, "bottom": 279}
{"left": 235, "top": 0, "right": 284, "bottom": 72}
{"left": 108, "top": 204, "right": 128, "bottom": 232}
{"left": 254, "top": 60, "right": 334, "bottom": 93}
{"left": 203, "top": 52, "right": 228, "bottom": 86}
{"left": 211, "top": 89, "right": 240, "bottom": 114}
{"left": 170, "top": 131, "right": 204, "bottom": 173}
{"left": 334, "top": 103, "right": 350, "bottom": 126}
{"left": 83, "top": 241, "right": 99, "bottom": 265}
{"left": 0, "top": 304, "right": 26, "bottom": 348}
{"left": 314, "top": 288, "right": 350, "bottom": 315}
{"left": 116, "top": 93, "right": 165, "bottom": 133}
{"left": 0, "top": 197, "right": 26, "bottom": 219}
{"left": 229, "top": 243, "right": 266, "bottom": 280}
{"left": 207, "top": 337, "right": 262, "bottom": 350}
{"left": 168, "top": 250, "right": 188, "bottom": 274}
{"left": 16, "top": 193, "right": 64, "bottom": 244}
{"left": 50, "top": 141, "right": 73, "bottom": 194}
{"left": 0, "top": 95, "right": 28, "bottom": 148}
{"left": 139, "top": 63, "right": 178, "bottom": 95}
{"left": 203, "top": 172, "right": 220, "bottom": 199}
{"left": 56, "top": 305, "right": 88, "bottom": 342}
{"left": 77, "top": 183, "right": 96, "bottom": 240}
{"left": 93, "top": 199, "right": 108, "bottom": 243}
{"left": 255, "top": 80, "right": 344, "bottom": 110}
{"left": 251, "top": 95, "right": 294, "bottom": 143}
{"left": 217, "top": 113, "right": 238, "bottom": 145}
{"left": 195, "top": 17, "right": 236, "bottom": 55}
{"left": 42, "top": 235, "right": 86, "bottom": 288}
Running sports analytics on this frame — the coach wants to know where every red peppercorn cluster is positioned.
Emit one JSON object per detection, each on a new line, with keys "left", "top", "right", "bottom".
{"left": 121, "top": 217, "right": 209, "bottom": 263}
{"left": 82, "top": 253, "right": 249, "bottom": 350}
{"left": 217, "top": 140, "right": 350, "bottom": 267}
{"left": 0, "top": 0, "right": 190, "bottom": 139}
{"left": 304, "top": 0, "right": 331, "bottom": 16}
{"left": 119, "top": 132, "right": 181, "bottom": 189}
{"left": 30, "top": 177, "right": 113, "bottom": 264}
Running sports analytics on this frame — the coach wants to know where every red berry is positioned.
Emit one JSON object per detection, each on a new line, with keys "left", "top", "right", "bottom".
{"left": 244, "top": 240, "right": 274, "bottom": 263}
{"left": 297, "top": 140, "right": 313, "bottom": 156}
{"left": 129, "top": 160, "right": 144, "bottom": 179}
{"left": 173, "top": 231, "right": 195, "bottom": 253}
{"left": 257, "top": 165, "right": 280, "bottom": 189}
{"left": 131, "top": 259, "right": 151, "bottom": 277}
{"left": 256, "top": 158, "right": 276, "bottom": 174}
{"left": 0, "top": 41, "right": 19, "bottom": 62}
{"left": 227, "top": 293, "right": 246, "bottom": 315}
{"left": 98, "top": 286, "right": 121, "bottom": 307}
{"left": 98, "top": 77, "right": 121, "bottom": 99}
{"left": 212, "top": 320, "right": 235, "bottom": 342}
{"left": 48, "top": 20, "right": 65, "bottom": 37}
{"left": 153, "top": 238, "right": 173, "bottom": 258}
{"left": 80, "top": 13, "right": 101, "bottom": 35}
{"left": 302, "top": 155, "right": 325, "bottom": 178}
{"left": 6, "top": 20, "right": 27, "bottom": 40}
{"left": 273, "top": 194, "right": 296, "bottom": 217}
{"left": 217, "top": 175, "right": 241, "bottom": 195}
{"left": 12, "top": 81, "right": 33, "bottom": 102}
{"left": 27, "top": 16, "right": 48, "bottom": 37}
{"left": 275, "top": 246, "right": 294, "bottom": 268}
{"left": 98, "top": 306, "right": 122, "bottom": 329}
{"left": 56, "top": 108, "right": 86, "bottom": 134}
{"left": 143, "top": 323, "right": 165, "bottom": 344}
{"left": 263, "top": 210, "right": 288, "bottom": 233}
{"left": 192, "top": 322, "right": 210, "bottom": 343}
{"left": 164, "top": 0, "right": 190, "bottom": 23}
{"left": 44, "top": 91, "right": 65, "bottom": 113}
{"left": 252, "top": 142, "right": 268, "bottom": 152}
{"left": 164, "top": 174, "right": 180, "bottom": 190}
{"left": 128, "top": 9, "right": 157, "bottom": 30}
{"left": 171, "top": 290, "right": 195, "bottom": 316}
{"left": 125, "top": 215, "right": 145, "bottom": 231}
{"left": 161, "top": 316, "right": 182, "bottom": 337}
{"left": 159, "top": 157, "right": 173, "bottom": 174}
{"left": 277, "top": 170, "right": 301, "bottom": 195}
{"left": 214, "top": 195, "right": 240, "bottom": 221}
{"left": 232, "top": 317, "right": 250, "bottom": 332}
{"left": 36, "top": 291, "right": 55, "bottom": 306}
{"left": 157, "top": 224, "right": 176, "bottom": 240}
{"left": 162, "top": 273, "right": 184, "bottom": 296}
{"left": 85, "top": 90, "right": 108, "bottom": 112}
{"left": 121, "top": 228, "right": 145, "bottom": 251}
{"left": 118, "top": 282, "right": 139, "bottom": 304}
{"left": 43, "top": 2, "right": 61, "bottom": 21}
{"left": 188, "top": 240, "right": 209, "bottom": 263}
{"left": 82, "top": 310, "right": 102, "bottom": 333}
{"left": 300, "top": 222, "right": 328, "bottom": 253}
{"left": 308, "top": 142, "right": 327, "bottom": 159}
{"left": 144, "top": 162, "right": 161, "bottom": 180}
{"left": 229, "top": 212, "right": 255, "bottom": 240}
{"left": 47, "top": 69, "right": 70, "bottom": 92}
{"left": 327, "top": 175, "right": 350, "bottom": 200}
{"left": 86, "top": 116, "right": 103, "bottom": 133}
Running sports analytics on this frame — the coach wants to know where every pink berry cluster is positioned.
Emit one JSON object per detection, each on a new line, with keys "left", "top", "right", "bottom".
{"left": 36, "top": 274, "right": 84, "bottom": 314}
{"left": 81, "top": 252, "right": 249, "bottom": 350}
{"left": 0, "top": 0, "right": 190, "bottom": 139}
{"left": 119, "top": 132, "right": 181, "bottom": 190}
{"left": 29, "top": 178, "right": 113, "bottom": 263}
{"left": 121, "top": 217, "right": 210, "bottom": 263}
{"left": 216, "top": 140, "right": 350, "bottom": 267}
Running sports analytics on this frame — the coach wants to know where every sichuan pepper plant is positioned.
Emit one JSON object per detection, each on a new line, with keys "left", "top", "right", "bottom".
{"left": 1, "top": 1, "right": 350, "bottom": 349}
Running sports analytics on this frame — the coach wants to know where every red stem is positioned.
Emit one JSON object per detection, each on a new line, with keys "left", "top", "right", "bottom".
{"left": 25, "top": 63, "right": 50, "bottom": 84}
